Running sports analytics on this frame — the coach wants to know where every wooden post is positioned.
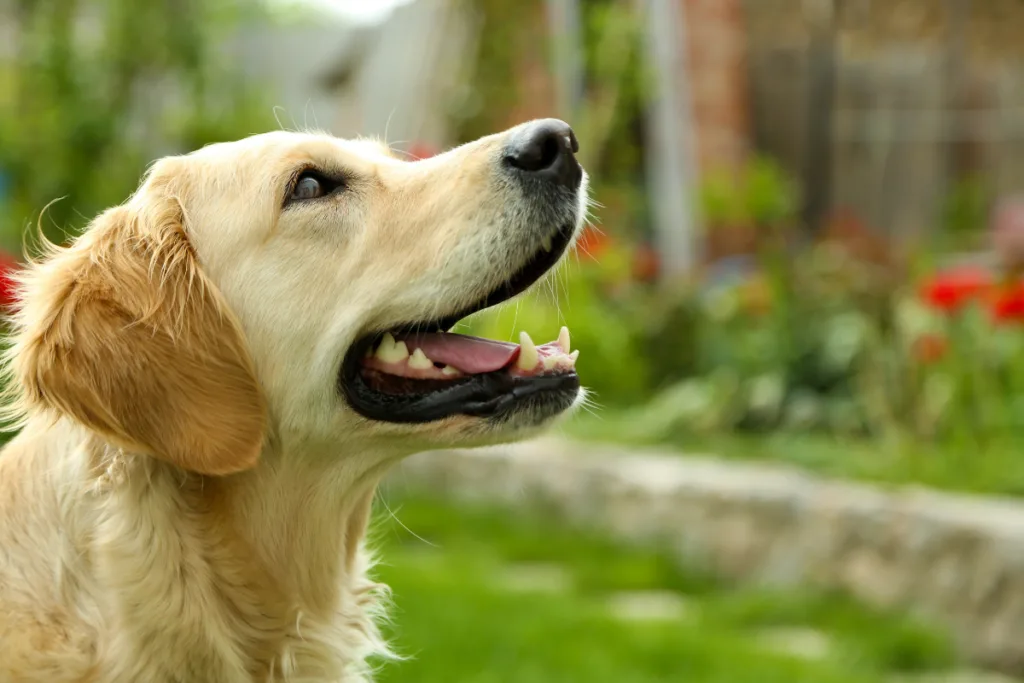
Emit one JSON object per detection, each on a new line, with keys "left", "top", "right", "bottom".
{"left": 943, "top": 0, "right": 973, "bottom": 181}
{"left": 801, "top": 0, "right": 837, "bottom": 236}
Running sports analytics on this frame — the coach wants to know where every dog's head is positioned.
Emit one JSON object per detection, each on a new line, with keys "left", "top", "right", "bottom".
{"left": 5, "top": 120, "right": 589, "bottom": 474}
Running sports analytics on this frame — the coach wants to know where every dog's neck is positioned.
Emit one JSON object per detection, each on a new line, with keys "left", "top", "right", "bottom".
{"left": 216, "top": 450, "right": 389, "bottom": 606}
{"left": 76, "top": 429, "right": 399, "bottom": 679}
{"left": 209, "top": 442, "right": 400, "bottom": 678}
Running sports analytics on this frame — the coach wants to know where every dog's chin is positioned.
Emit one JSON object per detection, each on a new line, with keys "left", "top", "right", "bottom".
{"left": 338, "top": 217, "right": 583, "bottom": 428}
{"left": 363, "top": 387, "right": 585, "bottom": 451}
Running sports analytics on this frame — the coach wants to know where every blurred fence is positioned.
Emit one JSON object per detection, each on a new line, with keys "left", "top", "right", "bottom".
{"left": 745, "top": 0, "right": 1024, "bottom": 242}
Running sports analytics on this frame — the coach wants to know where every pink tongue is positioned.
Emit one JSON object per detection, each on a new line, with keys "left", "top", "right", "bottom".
{"left": 397, "top": 332, "right": 519, "bottom": 373}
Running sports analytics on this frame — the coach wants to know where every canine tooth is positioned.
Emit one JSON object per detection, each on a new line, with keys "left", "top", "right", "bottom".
{"left": 376, "top": 332, "right": 395, "bottom": 355}
{"left": 541, "top": 235, "right": 553, "bottom": 252}
{"left": 517, "top": 331, "right": 539, "bottom": 370}
{"left": 557, "top": 326, "right": 571, "bottom": 353}
{"left": 408, "top": 348, "right": 433, "bottom": 370}
{"left": 568, "top": 350, "right": 579, "bottom": 367}
{"left": 376, "top": 334, "right": 410, "bottom": 364}
{"left": 441, "top": 365, "right": 461, "bottom": 376}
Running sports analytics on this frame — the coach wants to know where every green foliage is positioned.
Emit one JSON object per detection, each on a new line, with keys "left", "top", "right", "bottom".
{"left": 0, "top": 0, "right": 271, "bottom": 250}
{"left": 700, "top": 155, "right": 800, "bottom": 229}
{"left": 942, "top": 174, "right": 990, "bottom": 236}
{"left": 700, "top": 170, "right": 748, "bottom": 228}
{"left": 745, "top": 156, "right": 800, "bottom": 227}
{"left": 582, "top": 243, "right": 888, "bottom": 441}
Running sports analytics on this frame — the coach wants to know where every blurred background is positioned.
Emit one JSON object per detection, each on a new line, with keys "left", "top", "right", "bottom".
{"left": 5, "top": 0, "right": 1024, "bottom": 680}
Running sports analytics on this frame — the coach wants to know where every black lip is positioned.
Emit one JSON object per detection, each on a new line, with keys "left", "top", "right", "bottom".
{"left": 339, "top": 220, "right": 580, "bottom": 423}
{"left": 343, "top": 368, "right": 581, "bottom": 423}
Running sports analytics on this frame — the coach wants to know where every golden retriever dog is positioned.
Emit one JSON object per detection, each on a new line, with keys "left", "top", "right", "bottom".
{"left": 0, "top": 119, "right": 588, "bottom": 682}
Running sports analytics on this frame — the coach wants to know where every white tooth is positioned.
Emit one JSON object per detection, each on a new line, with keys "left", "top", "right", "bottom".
{"left": 568, "top": 350, "right": 579, "bottom": 367}
{"left": 376, "top": 335, "right": 410, "bottom": 364}
{"left": 517, "top": 331, "right": 539, "bottom": 371}
{"left": 557, "top": 326, "right": 570, "bottom": 353}
{"left": 373, "top": 335, "right": 392, "bottom": 359}
{"left": 441, "top": 365, "right": 461, "bottom": 376}
{"left": 408, "top": 348, "right": 433, "bottom": 370}
{"left": 542, "top": 355, "right": 559, "bottom": 370}
{"left": 541, "top": 235, "right": 553, "bottom": 252}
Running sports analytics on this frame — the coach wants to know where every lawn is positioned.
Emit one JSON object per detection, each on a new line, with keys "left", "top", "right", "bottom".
{"left": 372, "top": 493, "right": 960, "bottom": 683}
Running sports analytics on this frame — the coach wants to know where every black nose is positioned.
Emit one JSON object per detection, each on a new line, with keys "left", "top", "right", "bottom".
{"left": 503, "top": 118, "right": 582, "bottom": 189}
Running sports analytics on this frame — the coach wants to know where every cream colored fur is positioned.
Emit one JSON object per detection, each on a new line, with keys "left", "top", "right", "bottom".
{"left": 0, "top": 126, "right": 588, "bottom": 682}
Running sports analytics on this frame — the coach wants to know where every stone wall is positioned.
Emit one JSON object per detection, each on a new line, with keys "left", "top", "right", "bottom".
{"left": 390, "top": 437, "right": 1024, "bottom": 675}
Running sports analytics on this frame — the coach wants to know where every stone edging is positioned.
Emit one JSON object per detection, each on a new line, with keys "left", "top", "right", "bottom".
{"left": 388, "top": 437, "right": 1024, "bottom": 675}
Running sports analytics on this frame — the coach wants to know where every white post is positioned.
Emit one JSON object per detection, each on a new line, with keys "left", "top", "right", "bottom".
{"left": 545, "top": 0, "right": 585, "bottom": 117}
{"left": 640, "top": 0, "right": 701, "bottom": 280}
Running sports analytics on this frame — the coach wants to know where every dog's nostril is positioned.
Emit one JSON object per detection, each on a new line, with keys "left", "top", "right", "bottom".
{"left": 503, "top": 118, "right": 582, "bottom": 189}
{"left": 506, "top": 127, "right": 565, "bottom": 173}
{"left": 543, "top": 136, "right": 562, "bottom": 169}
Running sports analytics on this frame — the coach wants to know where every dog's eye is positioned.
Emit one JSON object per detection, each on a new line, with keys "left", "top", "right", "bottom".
{"left": 288, "top": 171, "right": 344, "bottom": 203}
{"left": 293, "top": 175, "right": 323, "bottom": 200}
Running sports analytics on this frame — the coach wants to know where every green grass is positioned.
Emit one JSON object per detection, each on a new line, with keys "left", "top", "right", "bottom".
{"left": 564, "top": 412, "right": 1024, "bottom": 496}
{"left": 372, "top": 494, "right": 956, "bottom": 683}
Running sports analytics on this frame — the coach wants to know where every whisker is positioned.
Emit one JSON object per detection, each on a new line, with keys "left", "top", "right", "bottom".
{"left": 377, "top": 495, "right": 440, "bottom": 549}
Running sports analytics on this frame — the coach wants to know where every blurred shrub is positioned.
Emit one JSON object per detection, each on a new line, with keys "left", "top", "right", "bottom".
{"left": 700, "top": 155, "right": 798, "bottom": 230}
{"left": 942, "top": 175, "right": 990, "bottom": 238}
{"left": 637, "top": 245, "right": 1024, "bottom": 445}
{"left": 700, "top": 155, "right": 800, "bottom": 262}
{"left": 0, "top": 0, "right": 270, "bottom": 249}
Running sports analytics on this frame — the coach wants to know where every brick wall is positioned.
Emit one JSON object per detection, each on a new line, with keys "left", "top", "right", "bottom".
{"left": 681, "top": 0, "right": 752, "bottom": 173}
{"left": 501, "top": 0, "right": 754, "bottom": 176}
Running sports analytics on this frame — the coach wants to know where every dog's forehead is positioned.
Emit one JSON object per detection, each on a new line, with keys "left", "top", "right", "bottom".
{"left": 189, "top": 132, "right": 397, "bottom": 172}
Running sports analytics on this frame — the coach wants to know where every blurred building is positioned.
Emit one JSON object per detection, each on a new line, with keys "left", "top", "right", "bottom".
{"left": 228, "top": 0, "right": 471, "bottom": 149}
{"left": 217, "top": 0, "right": 1024, "bottom": 263}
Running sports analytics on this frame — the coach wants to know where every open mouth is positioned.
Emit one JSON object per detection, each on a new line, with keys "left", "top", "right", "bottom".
{"left": 340, "top": 221, "right": 581, "bottom": 423}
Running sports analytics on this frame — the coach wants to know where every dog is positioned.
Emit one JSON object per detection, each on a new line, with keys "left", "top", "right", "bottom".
{"left": 0, "top": 119, "right": 588, "bottom": 682}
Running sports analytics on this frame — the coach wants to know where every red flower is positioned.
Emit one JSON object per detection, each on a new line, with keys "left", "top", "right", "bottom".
{"left": 0, "top": 251, "right": 19, "bottom": 310}
{"left": 913, "top": 334, "right": 948, "bottom": 363}
{"left": 992, "top": 282, "right": 1024, "bottom": 324}
{"left": 407, "top": 142, "right": 440, "bottom": 160}
{"left": 576, "top": 227, "right": 611, "bottom": 261}
{"left": 632, "top": 243, "right": 659, "bottom": 282}
{"left": 920, "top": 266, "right": 993, "bottom": 313}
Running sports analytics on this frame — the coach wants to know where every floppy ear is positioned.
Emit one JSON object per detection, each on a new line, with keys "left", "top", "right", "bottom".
{"left": 7, "top": 193, "right": 267, "bottom": 475}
